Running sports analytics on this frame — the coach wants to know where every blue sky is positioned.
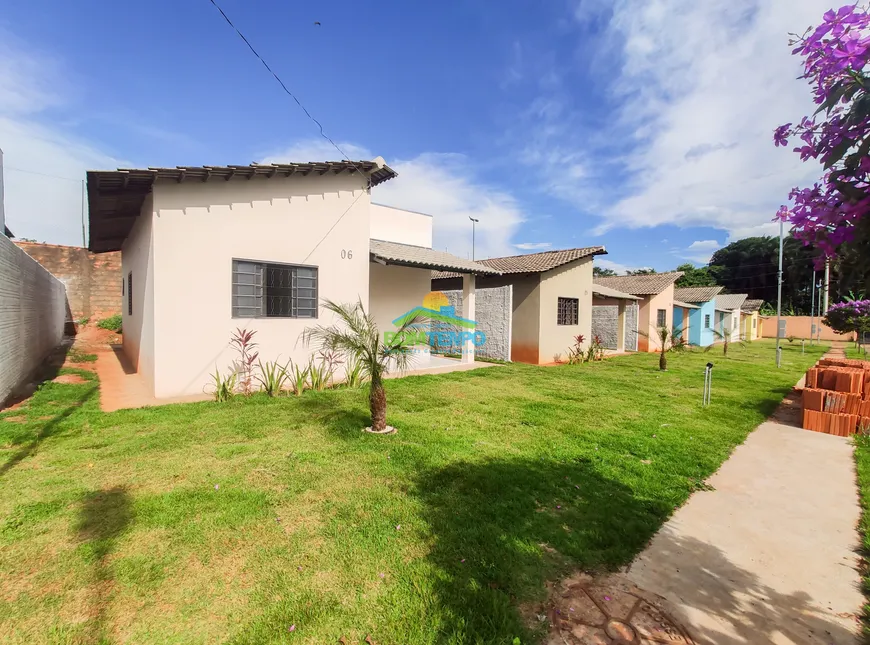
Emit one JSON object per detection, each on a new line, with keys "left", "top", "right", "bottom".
{"left": 0, "top": 0, "right": 827, "bottom": 271}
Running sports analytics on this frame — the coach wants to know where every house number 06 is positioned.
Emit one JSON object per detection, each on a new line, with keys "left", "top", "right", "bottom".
{"left": 341, "top": 249, "right": 353, "bottom": 259}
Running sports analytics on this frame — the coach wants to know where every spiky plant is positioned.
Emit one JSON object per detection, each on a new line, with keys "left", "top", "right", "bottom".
{"left": 303, "top": 299, "right": 428, "bottom": 433}
{"left": 638, "top": 326, "right": 686, "bottom": 371}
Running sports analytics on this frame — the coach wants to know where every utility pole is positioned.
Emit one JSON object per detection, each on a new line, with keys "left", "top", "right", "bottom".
{"left": 469, "top": 216, "right": 479, "bottom": 260}
{"left": 776, "top": 220, "right": 784, "bottom": 367}
{"left": 810, "top": 272, "right": 816, "bottom": 346}
{"left": 823, "top": 258, "right": 830, "bottom": 314}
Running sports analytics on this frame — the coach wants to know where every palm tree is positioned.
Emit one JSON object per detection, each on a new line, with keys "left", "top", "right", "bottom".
{"left": 638, "top": 326, "right": 687, "bottom": 371}
{"left": 302, "top": 299, "right": 428, "bottom": 433}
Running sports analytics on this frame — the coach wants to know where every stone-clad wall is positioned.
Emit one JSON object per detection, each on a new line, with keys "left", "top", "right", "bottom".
{"left": 439, "top": 285, "right": 512, "bottom": 361}
{"left": 591, "top": 303, "right": 638, "bottom": 351}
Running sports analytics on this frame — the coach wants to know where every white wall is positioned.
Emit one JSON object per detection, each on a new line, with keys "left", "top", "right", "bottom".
{"left": 149, "top": 173, "right": 372, "bottom": 398}
{"left": 121, "top": 194, "right": 156, "bottom": 392}
{"left": 370, "top": 203, "right": 433, "bottom": 247}
{"left": 0, "top": 234, "right": 67, "bottom": 404}
{"left": 369, "top": 262, "right": 431, "bottom": 358}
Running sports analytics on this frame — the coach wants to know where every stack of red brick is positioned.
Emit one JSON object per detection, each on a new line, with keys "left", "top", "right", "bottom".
{"left": 802, "top": 358, "right": 870, "bottom": 436}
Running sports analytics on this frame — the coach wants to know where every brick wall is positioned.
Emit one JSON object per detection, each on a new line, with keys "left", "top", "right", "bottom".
{"left": 13, "top": 242, "right": 121, "bottom": 321}
{"left": 591, "top": 303, "right": 639, "bottom": 351}
{"left": 1, "top": 235, "right": 67, "bottom": 404}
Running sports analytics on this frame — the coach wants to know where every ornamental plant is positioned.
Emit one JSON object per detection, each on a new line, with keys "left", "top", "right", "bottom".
{"left": 774, "top": 5, "right": 870, "bottom": 257}
{"left": 822, "top": 298, "right": 870, "bottom": 335}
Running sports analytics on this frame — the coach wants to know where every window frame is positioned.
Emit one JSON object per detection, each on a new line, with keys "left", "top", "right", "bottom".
{"left": 127, "top": 272, "right": 133, "bottom": 316}
{"left": 656, "top": 308, "right": 667, "bottom": 328}
{"left": 231, "top": 258, "right": 319, "bottom": 320}
{"left": 704, "top": 314, "right": 711, "bottom": 329}
{"left": 556, "top": 296, "right": 579, "bottom": 326}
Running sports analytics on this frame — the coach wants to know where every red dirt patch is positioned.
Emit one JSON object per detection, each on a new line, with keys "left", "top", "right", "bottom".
{"left": 52, "top": 374, "right": 88, "bottom": 385}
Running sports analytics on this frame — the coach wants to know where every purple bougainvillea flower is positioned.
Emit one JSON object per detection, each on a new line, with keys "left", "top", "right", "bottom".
{"left": 460, "top": 558, "right": 466, "bottom": 563}
{"left": 214, "top": 484, "right": 219, "bottom": 490}
{"left": 556, "top": 505, "right": 562, "bottom": 509}
{"left": 288, "top": 624, "right": 296, "bottom": 632}
{"left": 379, "top": 572, "right": 385, "bottom": 578}
{"left": 396, "top": 524, "right": 401, "bottom": 530}
{"left": 604, "top": 595, "right": 612, "bottom": 601}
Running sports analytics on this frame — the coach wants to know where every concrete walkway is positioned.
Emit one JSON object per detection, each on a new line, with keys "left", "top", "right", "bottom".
{"left": 622, "top": 347, "right": 863, "bottom": 644}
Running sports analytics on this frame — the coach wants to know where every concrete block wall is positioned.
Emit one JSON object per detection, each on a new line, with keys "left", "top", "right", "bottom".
{"left": 14, "top": 242, "right": 121, "bottom": 321}
{"left": 0, "top": 235, "right": 67, "bottom": 404}
{"left": 440, "top": 285, "right": 512, "bottom": 361}
{"left": 591, "top": 303, "right": 638, "bottom": 351}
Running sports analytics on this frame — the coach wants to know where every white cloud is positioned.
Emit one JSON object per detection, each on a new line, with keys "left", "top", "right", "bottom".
{"left": 594, "top": 258, "right": 644, "bottom": 275}
{"left": 0, "top": 35, "right": 121, "bottom": 245}
{"left": 514, "top": 242, "right": 552, "bottom": 251}
{"left": 680, "top": 239, "right": 722, "bottom": 263}
{"left": 263, "top": 140, "right": 525, "bottom": 259}
{"left": 518, "top": 0, "right": 828, "bottom": 241}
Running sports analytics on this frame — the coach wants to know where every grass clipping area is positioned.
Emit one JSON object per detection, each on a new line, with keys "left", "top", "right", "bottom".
{"left": 0, "top": 341, "right": 824, "bottom": 644}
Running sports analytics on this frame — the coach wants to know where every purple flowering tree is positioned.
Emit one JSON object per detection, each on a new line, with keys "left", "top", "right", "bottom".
{"left": 774, "top": 5, "right": 870, "bottom": 257}
{"left": 822, "top": 299, "right": 870, "bottom": 340}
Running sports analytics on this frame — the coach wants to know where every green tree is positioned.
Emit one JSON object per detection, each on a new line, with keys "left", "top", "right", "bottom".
{"left": 626, "top": 268, "right": 656, "bottom": 275}
{"left": 674, "top": 263, "right": 717, "bottom": 287}
{"left": 593, "top": 266, "right": 616, "bottom": 277}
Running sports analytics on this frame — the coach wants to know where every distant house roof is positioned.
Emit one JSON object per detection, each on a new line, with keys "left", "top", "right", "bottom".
{"left": 593, "top": 271, "right": 684, "bottom": 296}
{"left": 673, "top": 286, "right": 723, "bottom": 303}
{"left": 715, "top": 293, "right": 748, "bottom": 311}
{"left": 370, "top": 239, "right": 499, "bottom": 275}
{"left": 432, "top": 246, "right": 606, "bottom": 279}
{"left": 673, "top": 300, "right": 701, "bottom": 310}
{"left": 742, "top": 299, "right": 764, "bottom": 312}
{"left": 592, "top": 284, "right": 639, "bottom": 301}
{"left": 87, "top": 159, "right": 397, "bottom": 253}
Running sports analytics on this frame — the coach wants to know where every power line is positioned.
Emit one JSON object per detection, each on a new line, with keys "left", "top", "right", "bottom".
{"left": 4, "top": 166, "right": 81, "bottom": 182}
{"left": 205, "top": 0, "right": 372, "bottom": 265}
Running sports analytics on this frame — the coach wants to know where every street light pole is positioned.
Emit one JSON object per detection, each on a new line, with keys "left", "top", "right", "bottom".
{"left": 776, "top": 220, "right": 784, "bottom": 368}
{"left": 469, "top": 216, "right": 479, "bottom": 260}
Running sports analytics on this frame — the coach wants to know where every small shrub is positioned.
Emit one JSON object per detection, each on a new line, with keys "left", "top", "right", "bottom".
{"left": 287, "top": 361, "right": 309, "bottom": 396}
{"left": 567, "top": 335, "right": 586, "bottom": 365}
{"left": 308, "top": 357, "right": 330, "bottom": 391}
{"left": 96, "top": 314, "right": 122, "bottom": 332}
{"left": 256, "top": 359, "right": 289, "bottom": 397}
{"left": 76, "top": 317, "right": 90, "bottom": 326}
{"left": 344, "top": 355, "right": 366, "bottom": 388}
{"left": 230, "top": 328, "right": 259, "bottom": 396}
{"left": 210, "top": 367, "right": 238, "bottom": 402}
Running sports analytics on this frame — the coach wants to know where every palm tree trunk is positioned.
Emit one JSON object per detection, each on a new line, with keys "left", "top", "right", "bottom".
{"left": 369, "top": 379, "right": 387, "bottom": 432}
{"left": 659, "top": 350, "right": 667, "bottom": 371}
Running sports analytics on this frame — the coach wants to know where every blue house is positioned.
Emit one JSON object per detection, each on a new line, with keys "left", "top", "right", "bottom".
{"left": 673, "top": 286, "right": 724, "bottom": 347}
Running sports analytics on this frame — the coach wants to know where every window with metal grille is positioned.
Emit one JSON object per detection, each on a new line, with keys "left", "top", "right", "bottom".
{"left": 704, "top": 314, "right": 711, "bottom": 329}
{"left": 656, "top": 309, "right": 667, "bottom": 327}
{"left": 127, "top": 272, "right": 132, "bottom": 315}
{"left": 232, "top": 259, "right": 318, "bottom": 319}
{"left": 556, "top": 297, "right": 578, "bottom": 326}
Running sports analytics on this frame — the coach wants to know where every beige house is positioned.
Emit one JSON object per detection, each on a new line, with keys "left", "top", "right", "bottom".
{"left": 741, "top": 299, "right": 763, "bottom": 340}
{"left": 593, "top": 272, "right": 684, "bottom": 353}
{"left": 87, "top": 160, "right": 498, "bottom": 399}
{"left": 431, "top": 247, "right": 633, "bottom": 364}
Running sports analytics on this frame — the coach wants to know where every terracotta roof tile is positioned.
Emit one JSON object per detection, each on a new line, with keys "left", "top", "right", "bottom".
{"left": 673, "top": 286, "right": 724, "bottom": 303}
{"left": 370, "top": 239, "right": 499, "bottom": 275}
{"left": 742, "top": 299, "right": 764, "bottom": 312}
{"left": 432, "top": 246, "right": 606, "bottom": 279}
{"left": 593, "top": 271, "right": 684, "bottom": 296}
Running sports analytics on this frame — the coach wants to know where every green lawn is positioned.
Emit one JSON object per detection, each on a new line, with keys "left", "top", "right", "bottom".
{"left": 0, "top": 341, "right": 825, "bottom": 645}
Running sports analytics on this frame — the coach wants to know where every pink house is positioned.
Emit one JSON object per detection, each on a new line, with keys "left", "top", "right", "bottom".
{"left": 592, "top": 272, "right": 684, "bottom": 353}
